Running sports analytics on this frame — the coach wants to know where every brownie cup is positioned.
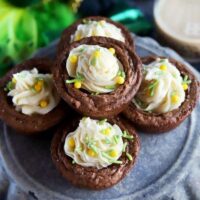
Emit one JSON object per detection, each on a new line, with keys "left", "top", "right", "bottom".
{"left": 0, "top": 58, "right": 69, "bottom": 134}
{"left": 57, "top": 16, "right": 134, "bottom": 55}
{"left": 123, "top": 56, "right": 200, "bottom": 133}
{"left": 51, "top": 116, "right": 140, "bottom": 190}
{"left": 54, "top": 37, "right": 142, "bottom": 118}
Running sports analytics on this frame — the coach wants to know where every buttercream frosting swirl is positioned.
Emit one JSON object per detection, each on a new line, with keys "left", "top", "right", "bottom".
{"left": 71, "top": 20, "right": 125, "bottom": 42}
{"left": 133, "top": 58, "right": 186, "bottom": 114}
{"left": 64, "top": 117, "right": 124, "bottom": 169}
{"left": 7, "top": 68, "right": 60, "bottom": 115}
{"left": 66, "top": 44, "right": 125, "bottom": 93}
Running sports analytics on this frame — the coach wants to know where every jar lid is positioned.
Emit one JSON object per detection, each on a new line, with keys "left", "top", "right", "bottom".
{"left": 154, "top": 0, "right": 200, "bottom": 62}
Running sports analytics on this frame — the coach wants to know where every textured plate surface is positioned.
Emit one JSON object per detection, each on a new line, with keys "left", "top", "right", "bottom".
{"left": 0, "top": 35, "right": 199, "bottom": 200}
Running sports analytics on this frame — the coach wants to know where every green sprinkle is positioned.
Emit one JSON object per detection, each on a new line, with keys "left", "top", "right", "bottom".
{"left": 79, "top": 48, "right": 85, "bottom": 53}
{"left": 112, "top": 160, "right": 123, "bottom": 164}
{"left": 4, "top": 81, "right": 15, "bottom": 92}
{"left": 98, "top": 119, "right": 107, "bottom": 125}
{"left": 117, "top": 69, "right": 126, "bottom": 78}
{"left": 113, "top": 135, "right": 120, "bottom": 144}
{"left": 122, "top": 142, "right": 128, "bottom": 152}
{"left": 148, "top": 80, "right": 159, "bottom": 97}
{"left": 182, "top": 75, "right": 191, "bottom": 84}
{"left": 126, "top": 152, "right": 133, "bottom": 161}
{"left": 66, "top": 73, "right": 84, "bottom": 84}
{"left": 134, "top": 97, "right": 147, "bottom": 109}
{"left": 159, "top": 59, "right": 166, "bottom": 63}
{"left": 122, "top": 131, "right": 134, "bottom": 140}
{"left": 91, "top": 92, "right": 100, "bottom": 96}
{"left": 90, "top": 57, "right": 97, "bottom": 66}
{"left": 104, "top": 85, "right": 116, "bottom": 90}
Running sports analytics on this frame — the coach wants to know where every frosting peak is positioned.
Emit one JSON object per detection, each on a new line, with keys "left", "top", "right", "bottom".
{"left": 6, "top": 68, "right": 60, "bottom": 115}
{"left": 133, "top": 58, "right": 188, "bottom": 114}
{"left": 64, "top": 117, "right": 124, "bottom": 169}
{"left": 71, "top": 20, "right": 125, "bottom": 42}
{"left": 66, "top": 44, "right": 125, "bottom": 93}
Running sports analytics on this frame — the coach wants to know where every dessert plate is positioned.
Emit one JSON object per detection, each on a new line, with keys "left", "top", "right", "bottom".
{"left": 0, "top": 35, "right": 199, "bottom": 200}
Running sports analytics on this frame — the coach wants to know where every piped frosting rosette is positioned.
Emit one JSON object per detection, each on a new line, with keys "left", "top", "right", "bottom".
{"left": 123, "top": 56, "right": 199, "bottom": 133}
{"left": 133, "top": 58, "right": 188, "bottom": 114}
{"left": 64, "top": 117, "right": 125, "bottom": 169}
{"left": 6, "top": 68, "right": 60, "bottom": 115}
{"left": 66, "top": 44, "right": 125, "bottom": 93}
{"left": 71, "top": 20, "right": 125, "bottom": 43}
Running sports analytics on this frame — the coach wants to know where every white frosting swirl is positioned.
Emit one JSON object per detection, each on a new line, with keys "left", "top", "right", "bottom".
{"left": 66, "top": 44, "right": 124, "bottom": 93}
{"left": 64, "top": 117, "right": 124, "bottom": 169}
{"left": 133, "top": 58, "right": 185, "bottom": 114}
{"left": 7, "top": 68, "right": 60, "bottom": 115}
{"left": 71, "top": 20, "right": 125, "bottom": 42}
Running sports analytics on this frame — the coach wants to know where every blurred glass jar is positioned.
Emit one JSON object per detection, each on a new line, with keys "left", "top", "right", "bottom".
{"left": 154, "top": 0, "right": 200, "bottom": 63}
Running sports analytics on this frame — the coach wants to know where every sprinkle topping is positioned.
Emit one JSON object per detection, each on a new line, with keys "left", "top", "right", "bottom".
{"left": 133, "top": 58, "right": 187, "bottom": 114}
{"left": 64, "top": 117, "right": 132, "bottom": 169}
{"left": 66, "top": 45, "right": 125, "bottom": 93}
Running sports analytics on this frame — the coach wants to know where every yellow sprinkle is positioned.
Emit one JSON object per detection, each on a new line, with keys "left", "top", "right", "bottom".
{"left": 109, "top": 150, "right": 118, "bottom": 157}
{"left": 109, "top": 48, "right": 115, "bottom": 55}
{"left": 182, "top": 83, "right": 188, "bottom": 91}
{"left": 102, "top": 128, "right": 111, "bottom": 135}
{"left": 74, "top": 33, "right": 81, "bottom": 41}
{"left": 93, "top": 50, "right": 101, "bottom": 58}
{"left": 34, "top": 83, "right": 42, "bottom": 92}
{"left": 12, "top": 77, "right": 17, "bottom": 84}
{"left": 171, "top": 94, "right": 179, "bottom": 104}
{"left": 99, "top": 20, "right": 106, "bottom": 26}
{"left": 39, "top": 99, "right": 48, "bottom": 108}
{"left": 68, "top": 137, "right": 75, "bottom": 150}
{"left": 69, "top": 55, "right": 78, "bottom": 64}
{"left": 115, "top": 76, "right": 125, "bottom": 85}
{"left": 160, "top": 64, "right": 167, "bottom": 71}
{"left": 37, "top": 80, "right": 44, "bottom": 87}
{"left": 87, "top": 149, "right": 96, "bottom": 157}
{"left": 74, "top": 81, "right": 82, "bottom": 89}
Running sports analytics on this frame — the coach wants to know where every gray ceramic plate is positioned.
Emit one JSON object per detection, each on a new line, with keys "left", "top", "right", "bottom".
{"left": 0, "top": 35, "right": 199, "bottom": 200}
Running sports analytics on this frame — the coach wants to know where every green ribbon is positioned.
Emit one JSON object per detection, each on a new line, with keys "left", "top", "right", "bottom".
{"left": 110, "top": 4, "right": 152, "bottom": 34}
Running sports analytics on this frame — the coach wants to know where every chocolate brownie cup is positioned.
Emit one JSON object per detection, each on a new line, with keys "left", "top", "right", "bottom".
{"left": 54, "top": 37, "right": 142, "bottom": 118}
{"left": 0, "top": 58, "right": 69, "bottom": 134}
{"left": 51, "top": 116, "right": 140, "bottom": 190}
{"left": 123, "top": 56, "right": 200, "bottom": 133}
{"left": 57, "top": 16, "right": 134, "bottom": 55}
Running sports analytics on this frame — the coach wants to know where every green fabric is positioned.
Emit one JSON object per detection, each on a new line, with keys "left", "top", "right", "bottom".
{"left": 0, "top": 0, "right": 75, "bottom": 76}
{"left": 110, "top": 2, "right": 152, "bottom": 34}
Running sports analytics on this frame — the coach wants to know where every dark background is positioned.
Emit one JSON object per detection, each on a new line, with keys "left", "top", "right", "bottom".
{"left": 79, "top": 0, "right": 199, "bottom": 69}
